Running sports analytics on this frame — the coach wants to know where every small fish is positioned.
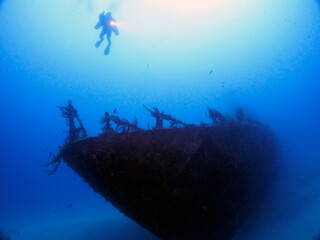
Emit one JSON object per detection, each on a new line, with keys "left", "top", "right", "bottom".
{"left": 45, "top": 148, "right": 48, "bottom": 152}
{"left": 53, "top": 210, "right": 56, "bottom": 213}
{"left": 113, "top": 108, "right": 119, "bottom": 114}
{"left": 147, "top": 64, "right": 149, "bottom": 69}
{"left": 209, "top": 70, "right": 213, "bottom": 75}
{"left": 68, "top": 203, "right": 72, "bottom": 209}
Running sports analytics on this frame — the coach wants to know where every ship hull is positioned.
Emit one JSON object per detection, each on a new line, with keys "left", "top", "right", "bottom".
{"left": 60, "top": 125, "right": 276, "bottom": 240}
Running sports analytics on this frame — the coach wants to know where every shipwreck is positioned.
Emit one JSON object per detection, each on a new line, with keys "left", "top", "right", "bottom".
{"left": 48, "top": 100, "right": 277, "bottom": 240}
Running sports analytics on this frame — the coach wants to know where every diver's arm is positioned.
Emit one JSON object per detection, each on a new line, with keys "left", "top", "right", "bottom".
{"left": 95, "top": 11, "right": 105, "bottom": 29}
{"left": 94, "top": 22, "right": 101, "bottom": 29}
{"left": 111, "top": 18, "right": 119, "bottom": 35}
{"left": 113, "top": 27, "right": 119, "bottom": 35}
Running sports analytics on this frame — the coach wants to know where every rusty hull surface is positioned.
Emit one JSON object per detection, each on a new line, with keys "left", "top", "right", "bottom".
{"left": 60, "top": 125, "right": 276, "bottom": 240}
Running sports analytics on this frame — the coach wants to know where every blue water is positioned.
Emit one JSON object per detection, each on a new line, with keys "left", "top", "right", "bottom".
{"left": 0, "top": 0, "right": 320, "bottom": 239}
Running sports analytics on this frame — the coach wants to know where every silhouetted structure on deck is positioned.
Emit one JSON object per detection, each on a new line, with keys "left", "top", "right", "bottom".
{"left": 144, "top": 105, "right": 193, "bottom": 128}
{"left": 101, "top": 112, "right": 139, "bottom": 134}
{"left": 58, "top": 100, "right": 87, "bottom": 143}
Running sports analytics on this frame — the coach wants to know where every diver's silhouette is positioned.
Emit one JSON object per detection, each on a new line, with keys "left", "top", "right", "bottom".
{"left": 95, "top": 11, "right": 119, "bottom": 55}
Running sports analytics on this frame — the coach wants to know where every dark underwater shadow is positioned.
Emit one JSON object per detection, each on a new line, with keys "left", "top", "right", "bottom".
{"left": 5, "top": 218, "right": 159, "bottom": 240}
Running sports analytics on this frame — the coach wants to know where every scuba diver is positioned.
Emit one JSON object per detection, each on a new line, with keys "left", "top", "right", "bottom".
{"left": 95, "top": 11, "right": 119, "bottom": 55}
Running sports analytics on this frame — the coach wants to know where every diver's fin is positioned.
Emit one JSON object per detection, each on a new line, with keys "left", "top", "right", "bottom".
{"left": 95, "top": 39, "right": 103, "bottom": 48}
{"left": 104, "top": 45, "right": 110, "bottom": 55}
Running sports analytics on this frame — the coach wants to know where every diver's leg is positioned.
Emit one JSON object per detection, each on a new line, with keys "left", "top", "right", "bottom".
{"left": 95, "top": 30, "right": 105, "bottom": 48}
{"left": 104, "top": 32, "right": 112, "bottom": 55}
{"left": 100, "top": 30, "right": 105, "bottom": 39}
